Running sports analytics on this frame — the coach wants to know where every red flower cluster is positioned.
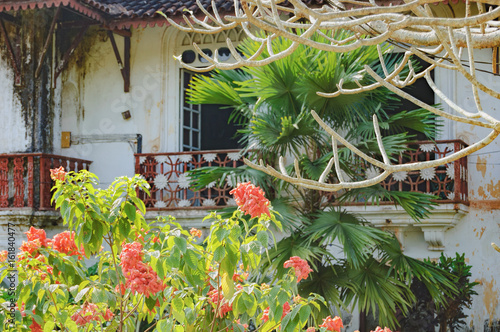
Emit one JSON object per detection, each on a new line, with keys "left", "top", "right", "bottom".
{"left": 0, "top": 250, "right": 7, "bottom": 262}
{"left": 190, "top": 227, "right": 202, "bottom": 238}
{"left": 229, "top": 182, "right": 271, "bottom": 218}
{"left": 19, "top": 227, "right": 51, "bottom": 258}
{"left": 29, "top": 320, "right": 43, "bottom": 332}
{"left": 262, "top": 302, "right": 290, "bottom": 323}
{"left": 120, "top": 242, "right": 144, "bottom": 270}
{"left": 52, "top": 231, "right": 84, "bottom": 258}
{"left": 319, "top": 316, "right": 343, "bottom": 332}
{"left": 119, "top": 241, "right": 164, "bottom": 297}
{"left": 26, "top": 227, "right": 51, "bottom": 246}
{"left": 283, "top": 256, "right": 313, "bottom": 282}
{"left": 208, "top": 288, "right": 233, "bottom": 317}
{"left": 71, "top": 302, "right": 114, "bottom": 326}
{"left": 371, "top": 327, "right": 393, "bottom": 332}
{"left": 50, "top": 166, "right": 67, "bottom": 182}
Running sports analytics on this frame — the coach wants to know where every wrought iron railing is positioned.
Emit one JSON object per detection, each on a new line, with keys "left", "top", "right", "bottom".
{"left": 336, "top": 139, "right": 469, "bottom": 205}
{"left": 0, "top": 154, "right": 91, "bottom": 210}
{"left": 135, "top": 150, "right": 244, "bottom": 210}
{"left": 380, "top": 139, "right": 468, "bottom": 204}
{"left": 135, "top": 140, "right": 469, "bottom": 210}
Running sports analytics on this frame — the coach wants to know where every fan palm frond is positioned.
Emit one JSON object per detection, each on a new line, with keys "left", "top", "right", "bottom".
{"left": 338, "top": 185, "right": 437, "bottom": 221}
{"left": 304, "top": 210, "right": 392, "bottom": 269}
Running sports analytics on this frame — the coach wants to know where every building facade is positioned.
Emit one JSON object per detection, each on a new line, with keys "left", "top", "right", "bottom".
{"left": 0, "top": 0, "right": 499, "bottom": 330}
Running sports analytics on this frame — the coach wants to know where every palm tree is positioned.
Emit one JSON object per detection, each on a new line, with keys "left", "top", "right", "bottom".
{"left": 187, "top": 32, "right": 456, "bottom": 328}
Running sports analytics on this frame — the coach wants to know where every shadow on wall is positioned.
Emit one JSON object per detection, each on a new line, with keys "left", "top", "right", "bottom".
{"left": 484, "top": 320, "right": 500, "bottom": 332}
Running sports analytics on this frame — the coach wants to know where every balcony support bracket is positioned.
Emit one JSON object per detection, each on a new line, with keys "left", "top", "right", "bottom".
{"left": 54, "top": 24, "right": 90, "bottom": 86}
{"left": 0, "top": 18, "right": 21, "bottom": 86}
{"left": 107, "top": 30, "right": 131, "bottom": 92}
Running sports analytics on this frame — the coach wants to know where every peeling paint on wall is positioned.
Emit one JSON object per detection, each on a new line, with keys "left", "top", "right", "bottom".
{"left": 476, "top": 156, "right": 487, "bottom": 178}
{"left": 481, "top": 278, "right": 499, "bottom": 327}
{"left": 486, "top": 180, "right": 500, "bottom": 199}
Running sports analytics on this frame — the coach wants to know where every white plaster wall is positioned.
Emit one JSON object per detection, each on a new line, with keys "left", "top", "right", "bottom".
{"left": 401, "top": 48, "right": 500, "bottom": 330}
{"left": 53, "top": 26, "right": 500, "bottom": 330}
{"left": 57, "top": 26, "right": 172, "bottom": 186}
{"left": 0, "top": 57, "right": 29, "bottom": 152}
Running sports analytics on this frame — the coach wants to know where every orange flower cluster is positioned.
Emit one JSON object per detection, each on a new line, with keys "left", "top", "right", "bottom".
{"left": 71, "top": 302, "right": 114, "bottom": 326}
{"left": 0, "top": 250, "right": 7, "bottom": 262}
{"left": 52, "top": 231, "right": 84, "bottom": 258}
{"left": 229, "top": 182, "right": 271, "bottom": 218}
{"left": 29, "top": 320, "right": 43, "bottom": 332}
{"left": 190, "top": 227, "right": 202, "bottom": 238}
{"left": 119, "top": 241, "right": 164, "bottom": 297}
{"left": 262, "top": 302, "right": 290, "bottom": 323}
{"left": 319, "top": 316, "right": 343, "bottom": 332}
{"left": 371, "top": 327, "right": 393, "bottom": 332}
{"left": 354, "top": 327, "right": 393, "bottom": 332}
{"left": 208, "top": 288, "right": 233, "bottom": 317}
{"left": 283, "top": 256, "right": 313, "bottom": 282}
{"left": 50, "top": 166, "right": 67, "bottom": 182}
{"left": 19, "top": 227, "right": 51, "bottom": 258}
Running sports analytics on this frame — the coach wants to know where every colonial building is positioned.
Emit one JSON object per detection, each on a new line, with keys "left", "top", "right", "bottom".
{"left": 0, "top": 0, "right": 499, "bottom": 330}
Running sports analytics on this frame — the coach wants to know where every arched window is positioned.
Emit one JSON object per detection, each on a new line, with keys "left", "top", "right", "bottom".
{"left": 177, "top": 30, "right": 245, "bottom": 152}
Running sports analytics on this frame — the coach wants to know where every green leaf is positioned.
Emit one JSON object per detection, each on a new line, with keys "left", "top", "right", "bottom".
{"left": 256, "top": 231, "right": 268, "bottom": 248}
{"left": 75, "top": 287, "right": 90, "bottom": 303}
{"left": 145, "top": 296, "right": 157, "bottom": 310}
{"left": 172, "top": 297, "right": 184, "bottom": 313}
{"left": 174, "top": 237, "right": 187, "bottom": 254}
{"left": 118, "top": 218, "right": 131, "bottom": 239}
{"left": 299, "top": 305, "right": 311, "bottom": 324}
{"left": 124, "top": 202, "right": 136, "bottom": 221}
{"left": 43, "top": 321, "right": 55, "bottom": 332}
{"left": 213, "top": 246, "right": 226, "bottom": 262}
{"left": 184, "top": 249, "right": 198, "bottom": 270}
{"left": 172, "top": 297, "right": 185, "bottom": 324}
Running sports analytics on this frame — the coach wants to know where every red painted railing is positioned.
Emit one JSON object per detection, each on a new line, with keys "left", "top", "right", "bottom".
{"left": 380, "top": 139, "right": 468, "bottom": 204}
{"left": 135, "top": 150, "right": 244, "bottom": 210}
{"left": 0, "top": 154, "right": 91, "bottom": 210}
{"left": 334, "top": 139, "right": 469, "bottom": 205}
{"left": 135, "top": 140, "right": 468, "bottom": 210}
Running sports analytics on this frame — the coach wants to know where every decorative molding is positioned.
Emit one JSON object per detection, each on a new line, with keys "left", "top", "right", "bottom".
{"left": 344, "top": 203, "right": 469, "bottom": 252}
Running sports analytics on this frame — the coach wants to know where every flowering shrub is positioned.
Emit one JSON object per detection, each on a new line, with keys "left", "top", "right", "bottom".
{"left": 0, "top": 170, "right": 396, "bottom": 331}
{"left": 229, "top": 181, "right": 271, "bottom": 218}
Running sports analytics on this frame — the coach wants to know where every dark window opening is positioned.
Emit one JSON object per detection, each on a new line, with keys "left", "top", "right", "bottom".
{"left": 181, "top": 70, "right": 241, "bottom": 152}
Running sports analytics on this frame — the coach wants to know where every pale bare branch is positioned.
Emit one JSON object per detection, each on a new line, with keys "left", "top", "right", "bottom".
{"left": 168, "top": 0, "right": 500, "bottom": 192}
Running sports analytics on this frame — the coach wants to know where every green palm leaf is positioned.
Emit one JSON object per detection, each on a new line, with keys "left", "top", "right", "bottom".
{"left": 304, "top": 210, "right": 391, "bottom": 269}
{"left": 338, "top": 185, "right": 437, "bottom": 221}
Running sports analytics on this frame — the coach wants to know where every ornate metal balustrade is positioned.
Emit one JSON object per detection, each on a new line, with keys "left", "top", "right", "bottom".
{"left": 0, "top": 154, "right": 91, "bottom": 210}
{"left": 135, "top": 140, "right": 468, "bottom": 211}
{"left": 337, "top": 139, "right": 469, "bottom": 205}
{"left": 381, "top": 140, "right": 468, "bottom": 204}
{"left": 135, "top": 150, "right": 244, "bottom": 210}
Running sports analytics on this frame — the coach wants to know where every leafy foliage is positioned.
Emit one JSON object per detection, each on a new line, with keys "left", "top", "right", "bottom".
{"left": 0, "top": 171, "right": 333, "bottom": 332}
{"left": 186, "top": 32, "right": 455, "bottom": 329}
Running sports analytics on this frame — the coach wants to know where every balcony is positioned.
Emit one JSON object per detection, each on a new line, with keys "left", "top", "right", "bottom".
{"left": 0, "top": 153, "right": 92, "bottom": 210}
{"left": 135, "top": 140, "right": 468, "bottom": 210}
{"left": 135, "top": 141, "right": 469, "bottom": 251}
{"left": 339, "top": 139, "right": 469, "bottom": 206}
{"left": 135, "top": 149, "right": 243, "bottom": 210}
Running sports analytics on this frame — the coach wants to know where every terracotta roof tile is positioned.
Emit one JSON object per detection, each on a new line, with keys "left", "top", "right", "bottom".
{"left": 80, "top": 0, "right": 240, "bottom": 19}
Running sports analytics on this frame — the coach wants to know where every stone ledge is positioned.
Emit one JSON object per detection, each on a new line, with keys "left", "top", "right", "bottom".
{"left": 343, "top": 203, "right": 469, "bottom": 251}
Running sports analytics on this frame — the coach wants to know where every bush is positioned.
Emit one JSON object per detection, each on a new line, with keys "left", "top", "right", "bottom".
{"left": 0, "top": 169, "right": 397, "bottom": 332}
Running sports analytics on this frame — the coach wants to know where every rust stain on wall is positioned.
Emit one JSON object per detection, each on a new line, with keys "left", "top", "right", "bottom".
{"left": 476, "top": 156, "right": 487, "bottom": 178}
{"left": 474, "top": 226, "right": 486, "bottom": 239}
{"left": 486, "top": 180, "right": 500, "bottom": 198}
{"left": 478, "top": 186, "right": 487, "bottom": 199}
{"left": 471, "top": 200, "right": 500, "bottom": 210}
{"left": 481, "top": 278, "right": 499, "bottom": 324}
